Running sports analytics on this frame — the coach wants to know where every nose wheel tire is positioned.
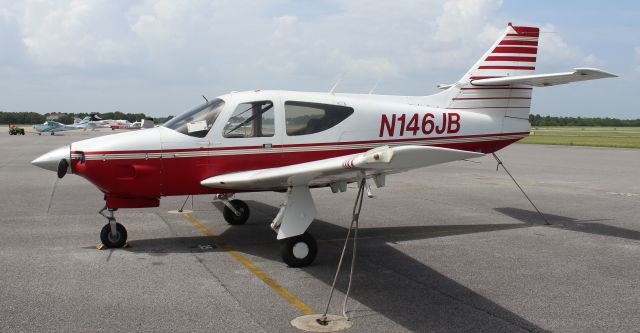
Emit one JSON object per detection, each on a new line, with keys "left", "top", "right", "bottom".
{"left": 280, "top": 232, "right": 318, "bottom": 267}
{"left": 100, "top": 222, "right": 128, "bottom": 248}
{"left": 222, "top": 199, "right": 250, "bottom": 225}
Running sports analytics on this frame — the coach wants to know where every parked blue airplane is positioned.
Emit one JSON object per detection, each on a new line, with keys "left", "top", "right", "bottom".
{"left": 33, "top": 120, "right": 84, "bottom": 135}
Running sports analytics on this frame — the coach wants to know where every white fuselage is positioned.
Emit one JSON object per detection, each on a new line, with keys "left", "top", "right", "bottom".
{"left": 50, "top": 89, "right": 527, "bottom": 208}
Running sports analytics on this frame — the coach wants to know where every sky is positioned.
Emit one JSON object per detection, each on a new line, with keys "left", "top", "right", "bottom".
{"left": 1, "top": 0, "right": 639, "bottom": 118}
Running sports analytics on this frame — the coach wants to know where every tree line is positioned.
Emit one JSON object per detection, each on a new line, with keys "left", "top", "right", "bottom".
{"left": 529, "top": 114, "right": 640, "bottom": 127}
{"left": 0, "top": 112, "right": 45, "bottom": 125}
{"left": 0, "top": 111, "right": 173, "bottom": 125}
{"left": 3, "top": 110, "right": 637, "bottom": 127}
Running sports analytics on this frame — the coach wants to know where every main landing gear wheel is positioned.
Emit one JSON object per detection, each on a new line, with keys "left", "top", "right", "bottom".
{"left": 222, "top": 199, "right": 250, "bottom": 225}
{"left": 100, "top": 222, "right": 127, "bottom": 248}
{"left": 281, "top": 232, "right": 317, "bottom": 267}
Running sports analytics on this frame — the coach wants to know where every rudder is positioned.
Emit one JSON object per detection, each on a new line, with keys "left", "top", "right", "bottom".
{"left": 461, "top": 23, "right": 539, "bottom": 82}
{"left": 446, "top": 23, "right": 540, "bottom": 125}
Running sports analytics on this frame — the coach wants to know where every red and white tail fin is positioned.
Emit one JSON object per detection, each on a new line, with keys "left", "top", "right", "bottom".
{"left": 424, "top": 22, "right": 615, "bottom": 126}
{"left": 461, "top": 23, "right": 539, "bottom": 82}
{"left": 445, "top": 23, "right": 540, "bottom": 121}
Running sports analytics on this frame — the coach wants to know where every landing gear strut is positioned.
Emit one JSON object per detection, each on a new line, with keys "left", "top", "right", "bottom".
{"left": 216, "top": 194, "right": 250, "bottom": 225}
{"left": 271, "top": 186, "right": 319, "bottom": 267}
{"left": 98, "top": 207, "right": 127, "bottom": 248}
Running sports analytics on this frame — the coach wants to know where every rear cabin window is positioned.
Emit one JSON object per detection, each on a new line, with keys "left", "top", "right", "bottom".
{"left": 223, "top": 101, "right": 275, "bottom": 138}
{"left": 285, "top": 101, "right": 354, "bottom": 136}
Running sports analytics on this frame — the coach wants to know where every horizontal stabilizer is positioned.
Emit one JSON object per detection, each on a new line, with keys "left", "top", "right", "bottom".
{"left": 471, "top": 68, "right": 617, "bottom": 87}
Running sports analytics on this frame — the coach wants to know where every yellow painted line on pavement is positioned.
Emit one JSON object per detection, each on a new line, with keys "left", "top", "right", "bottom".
{"left": 180, "top": 212, "right": 315, "bottom": 315}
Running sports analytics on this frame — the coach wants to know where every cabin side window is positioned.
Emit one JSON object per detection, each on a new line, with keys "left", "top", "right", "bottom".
{"left": 284, "top": 101, "right": 354, "bottom": 136}
{"left": 223, "top": 101, "right": 275, "bottom": 138}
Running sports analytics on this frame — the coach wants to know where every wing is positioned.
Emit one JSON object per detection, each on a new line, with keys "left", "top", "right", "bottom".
{"left": 471, "top": 68, "right": 617, "bottom": 87}
{"left": 201, "top": 145, "right": 484, "bottom": 191}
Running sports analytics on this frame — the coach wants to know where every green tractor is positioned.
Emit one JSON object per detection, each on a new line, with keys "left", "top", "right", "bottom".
{"left": 9, "top": 124, "right": 25, "bottom": 135}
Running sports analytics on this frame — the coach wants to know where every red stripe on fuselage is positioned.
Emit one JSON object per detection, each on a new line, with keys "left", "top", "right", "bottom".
{"left": 71, "top": 137, "right": 526, "bottom": 203}
{"left": 73, "top": 131, "right": 529, "bottom": 155}
{"left": 261, "top": 132, "right": 529, "bottom": 149}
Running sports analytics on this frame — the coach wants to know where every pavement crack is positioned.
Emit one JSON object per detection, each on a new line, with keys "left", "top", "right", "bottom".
{"left": 154, "top": 212, "right": 267, "bottom": 333}
{"left": 46, "top": 177, "right": 60, "bottom": 213}
{"left": 189, "top": 248, "right": 268, "bottom": 333}
{"left": 106, "top": 249, "right": 114, "bottom": 262}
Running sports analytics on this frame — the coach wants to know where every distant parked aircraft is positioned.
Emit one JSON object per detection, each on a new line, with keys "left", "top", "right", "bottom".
{"left": 35, "top": 113, "right": 139, "bottom": 134}
{"left": 33, "top": 120, "right": 83, "bottom": 135}
{"left": 111, "top": 121, "right": 142, "bottom": 130}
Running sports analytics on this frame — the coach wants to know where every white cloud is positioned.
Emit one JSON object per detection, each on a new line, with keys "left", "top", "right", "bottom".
{"left": 635, "top": 47, "right": 640, "bottom": 72}
{"left": 347, "top": 57, "right": 399, "bottom": 78}
{"left": 6, "top": 0, "right": 508, "bottom": 86}
{"left": 19, "top": 0, "right": 138, "bottom": 67}
{"left": 537, "top": 24, "right": 604, "bottom": 68}
{"left": 582, "top": 54, "right": 603, "bottom": 68}
{"left": 0, "top": 5, "right": 26, "bottom": 67}
{"left": 0, "top": 0, "right": 623, "bottom": 117}
{"left": 434, "top": 0, "right": 503, "bottom": 42}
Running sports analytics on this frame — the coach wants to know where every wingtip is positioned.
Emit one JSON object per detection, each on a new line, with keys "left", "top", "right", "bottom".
{"left": 574, "top": 68, "right": 619, "bottom": 78}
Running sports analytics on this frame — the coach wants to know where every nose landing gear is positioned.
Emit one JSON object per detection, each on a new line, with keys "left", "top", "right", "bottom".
{"left": 216, "top": 194, "right": 250, "bottom": 225}
{"left": 98, "top": 207, "right": 128, "bottom": 248}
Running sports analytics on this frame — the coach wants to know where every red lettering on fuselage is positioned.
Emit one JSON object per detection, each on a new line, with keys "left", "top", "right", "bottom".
{"left": 435, "top": 113, "right": 447, "bottom": 134}
{"left": 448, "top": 113, "right": 460, "bottom": 134}
{"left": 378, "top": 112, "right": 461, "bottom": 137}
{"left": 379, "top": 114, "right": 396, "bottom": 137}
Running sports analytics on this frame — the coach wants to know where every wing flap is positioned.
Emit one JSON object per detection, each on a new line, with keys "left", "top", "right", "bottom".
{"left": 471, "top": 68, "right": 617, "bottom": 87}
{"left": 201, "top": 146, "right": 484, "bottom": 191}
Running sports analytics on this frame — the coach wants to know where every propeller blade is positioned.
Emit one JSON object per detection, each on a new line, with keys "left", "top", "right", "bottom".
{"left": 57, "top": 159, "right": 69, "bottom": 179}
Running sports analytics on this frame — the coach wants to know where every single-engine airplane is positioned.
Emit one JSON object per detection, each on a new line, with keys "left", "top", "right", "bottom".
{"left": 33, "top": 114, "right": 109, "bottom": 135}
{"left": 110, "top": 121, "right": 142, "bottom": 130}
{"left": 32, "top": 23, "right": 616, "bottom": 267}
{"left": 73, "top": 114, "right": 114, "bottom": 130}
{"left": 33, "top": 120, "right": 83, "bottom": 135}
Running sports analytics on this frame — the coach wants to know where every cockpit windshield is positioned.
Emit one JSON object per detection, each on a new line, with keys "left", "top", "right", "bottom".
{"left": 163, "top": 98, "right": 225, "bottom": 138}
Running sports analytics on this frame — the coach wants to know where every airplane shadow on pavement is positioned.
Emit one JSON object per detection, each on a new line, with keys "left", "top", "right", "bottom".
{"left": 125, "top": 200, "right": 548, "bottom": 332}
{"left": 495, "top": 207, "right": 640, "bottom": 242}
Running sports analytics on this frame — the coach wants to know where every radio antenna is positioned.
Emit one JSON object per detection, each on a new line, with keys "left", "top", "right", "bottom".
{"left": 368, "top": 77, "right": 381, "bottom": 94}
{"left": 329, "top": 72, "right": 346, "bottom": 95}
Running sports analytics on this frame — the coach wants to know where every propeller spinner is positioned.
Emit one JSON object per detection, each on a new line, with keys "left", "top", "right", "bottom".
{"left": 32, "top": 145, "right": 71, "bottom": 179}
